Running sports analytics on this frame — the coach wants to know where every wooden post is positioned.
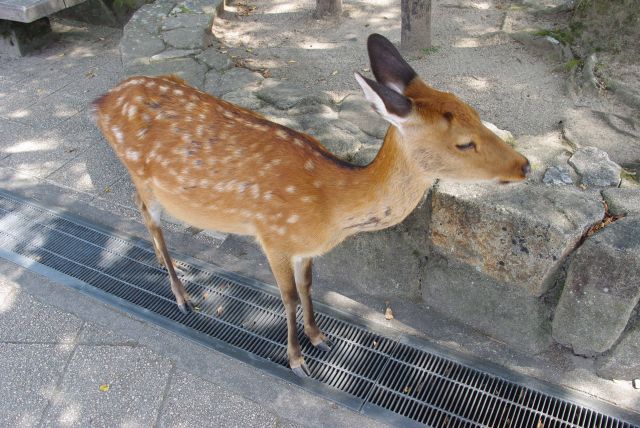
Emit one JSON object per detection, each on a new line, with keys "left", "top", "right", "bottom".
{"left": 314, "top": 0, "right": 342, "bottom": 18}
{"left": 401, "top": 0, "right": 432, "bottom": 51}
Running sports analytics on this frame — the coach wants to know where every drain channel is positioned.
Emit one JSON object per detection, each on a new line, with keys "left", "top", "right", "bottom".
{"left": 0, "top": 189, "right": 637, "bottom": 428}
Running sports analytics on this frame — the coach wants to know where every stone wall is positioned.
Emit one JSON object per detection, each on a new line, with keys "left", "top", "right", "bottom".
{"left": 118, "top": 0, "right": 640, "bottom": 380}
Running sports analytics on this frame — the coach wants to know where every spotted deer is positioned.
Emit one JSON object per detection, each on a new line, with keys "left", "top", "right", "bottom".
{"left": 94, "top": 34, "right": 530, "bottom": 377}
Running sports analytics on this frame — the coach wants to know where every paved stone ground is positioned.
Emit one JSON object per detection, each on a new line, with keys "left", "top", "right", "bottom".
{"left": 1, "top": 10, "right": 640, "bottom": 427}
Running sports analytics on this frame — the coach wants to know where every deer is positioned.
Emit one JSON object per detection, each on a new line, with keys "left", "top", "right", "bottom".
{"left": 93, "top": 34, "right": 530, "bottom": 378}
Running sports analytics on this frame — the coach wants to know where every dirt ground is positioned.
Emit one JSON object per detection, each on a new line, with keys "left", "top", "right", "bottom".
{"left": 211, "top": 0, "right": 638, "bottom": 140}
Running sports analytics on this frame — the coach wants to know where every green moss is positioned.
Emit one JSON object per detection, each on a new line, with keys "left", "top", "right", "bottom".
{"left": 421, "top": 46, "right": 439, "bottom": 55}
{"left": 564, "top": 58, "right": 583, "bottom": 72}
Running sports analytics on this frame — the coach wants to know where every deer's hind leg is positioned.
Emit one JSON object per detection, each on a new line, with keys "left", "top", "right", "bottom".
{"left": 262, "top": 246, "right": 310, "bottom": 378}
{"left": 293, "top": 257, "right": 332, "bottom": 352}
{"left": 133, "top": 191, "right": 194, "bottom": 314}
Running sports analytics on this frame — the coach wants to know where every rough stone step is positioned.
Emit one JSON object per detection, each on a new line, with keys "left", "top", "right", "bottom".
{"left": 552, "top": 216, "right": 640, "bottom": 357}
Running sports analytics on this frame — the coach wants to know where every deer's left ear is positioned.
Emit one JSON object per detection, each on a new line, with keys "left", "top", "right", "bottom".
{"left": 354, "top": 72, "right": 412, "bottom": 128}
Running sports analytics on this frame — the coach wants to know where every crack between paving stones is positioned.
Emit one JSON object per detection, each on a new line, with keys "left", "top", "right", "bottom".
{"left": 153, "top": 361, "right": 176, "bottom": 428}
{"left": 36, "top": 321, "right": 86, "bottom": 428}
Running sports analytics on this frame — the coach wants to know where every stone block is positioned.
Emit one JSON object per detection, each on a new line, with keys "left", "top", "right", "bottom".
{"left": 568, "top": 146, "right": 621, "bottom": 188}
{"left": 596, "top": 321, "right": 640, "bottom": 380}
{"left": 221, "top": 89, "right": 263, "bottom": 110}
{"left": 162, "top": 26, "right": 213, "bottom": 50}
{"left": 552, "top": 217, "right": 640, "bottom": 356}
{"left": 514, "top": 132, "right": 574, "bottom": 183}
{"left": 430, "top": 183, "right": 604, "bottom": 296}
{"left": 161, "top": 12, "right": 212, "bottom": 31}
{"left": 196, "top": 47, "right": 233, "bottom": 71}
{"left": 602, "top": 188, "right": 640, "bottom": 216}
{"left": 255, "top": 80, "right": 332, "bottom": 110}
{"left": 206, "top": 67, "right": 264, "bottom": 96}
{"left": 305, "top": 119, "right": 367, "bottom": 160}
{"left": 421, "top": 254, "right": 553, "bottom": 353}
{"left": 150, "top": 48, "right": 200, "bottom": 62}
{"left": 338, "top": 93, "right": 388, "bottom": 139}
{"left": 317, "top": 200, "right": 432, "bottom": 301}
{"left": 125, "top": 57, "right": 207, "bottom": 89}
{"left": 120, "top": 31, "right": 166, "bottom": 67}
{"left": 0, "top": 18, "right": 51, "bottom": 58}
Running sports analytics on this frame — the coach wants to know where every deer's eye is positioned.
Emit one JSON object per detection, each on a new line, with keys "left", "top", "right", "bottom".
{"left": 456, "top": 141, "right": 476, "bottom": 151}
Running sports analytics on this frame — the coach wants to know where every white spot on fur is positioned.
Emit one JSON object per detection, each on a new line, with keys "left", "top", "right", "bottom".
{"left": 174, "top": 89, "right": 184, "bottom": 96}
{"left": 276, "top": 129, "right": 288, "bottom": 139}
{"left": 127, "top": 105, "right": 137, "bottom": 119}
{"left": 287, "top": 214, "right": 299, "bottom": 224}
{"left": 125, "top": 150, "right": 140, "bottom": 161}
{"left": 301, "top": 196, "right": 313, "bottom": 203}
{"left": 142, "top": 113, "right": 151, "bottom": 122}
{"left": 304, "top": 160, "right": 314, "bottom": 171}
{"left": 136, "top": 128, "right": 147, "bottom": 139}
{"left": 293, "top": 138, "right": 304, "bottom": 147}
{"left": 263, "top": 191, "right": 273, "bottom": 201}
{"left": 313, "top": 180, "right": 321, "bottom": 188}
{"left": 159, "top": 85, "right": 168, "bottom": 93}
{"left": 111, "top": 126, "right": 124, "bottom": 144}
{"left": 286, "top": 185, "right": 296, "bottom": 193}
{"left": 145, "top": 81, "right": 156, "bottom": 88}
{"left": 250, "top": 184, "right": 260, "bottom": 199}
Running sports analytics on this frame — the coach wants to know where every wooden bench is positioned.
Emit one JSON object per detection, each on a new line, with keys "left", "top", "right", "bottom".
{"left": 0, "top": 0, "right": 85, "bottom": 57}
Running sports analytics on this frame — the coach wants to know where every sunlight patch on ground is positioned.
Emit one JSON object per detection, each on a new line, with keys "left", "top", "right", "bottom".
{"left": 462, "top": 75, "right": 491, "bottom": 91}
{"left": 5, "top": 137, "right": 61, "bottom": 154}
{"left": 0, "top": 281, "right": 17, "bottom": 313}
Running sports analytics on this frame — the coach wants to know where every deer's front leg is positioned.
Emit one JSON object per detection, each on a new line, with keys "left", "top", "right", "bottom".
{"left": 264, "top": 249, "right": 310, "bottom": 378}
{"left": 294, "top": 257, "right": 332, "bottom": 352}
{"left": 134, "top": 192, "right": 194, "bottom": 314}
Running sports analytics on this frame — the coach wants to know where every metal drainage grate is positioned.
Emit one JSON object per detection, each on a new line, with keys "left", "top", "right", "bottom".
{"left": 0, "top": 189, "right": 637, "bottom": 428}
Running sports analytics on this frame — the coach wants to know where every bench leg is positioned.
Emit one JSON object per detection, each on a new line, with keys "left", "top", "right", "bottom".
{"left": 0, "top": 18, "right": 51, "bottom": 58}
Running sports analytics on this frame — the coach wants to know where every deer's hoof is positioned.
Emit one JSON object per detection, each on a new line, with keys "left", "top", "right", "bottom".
{"left": 177, "top": 300, "right": 194, "bottom": 314}
{"left": 315, "top": 338, "right": 333, "bottom": 352}
{"left": 291, "top": 362, "right": 311, "bottom": 378}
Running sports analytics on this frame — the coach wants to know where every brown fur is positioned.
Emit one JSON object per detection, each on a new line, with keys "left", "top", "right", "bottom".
{"left": 94, "top": 73, "right": 529, "bottom": 372}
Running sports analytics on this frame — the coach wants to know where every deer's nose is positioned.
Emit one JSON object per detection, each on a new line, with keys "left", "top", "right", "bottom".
{"left": 521, "top": 160, "right": 531, "bottom": 177}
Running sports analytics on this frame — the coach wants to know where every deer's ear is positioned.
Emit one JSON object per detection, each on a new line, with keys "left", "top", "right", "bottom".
{"left": 367, "top": 33, "right": 417, "bottom": 94}
{"left": 354, "top": 72, "right": 412, "bottom": 128}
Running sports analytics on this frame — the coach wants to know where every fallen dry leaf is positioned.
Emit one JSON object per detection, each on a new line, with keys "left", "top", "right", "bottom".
{"left": 98, "top": 384, "right": 110, "bottom": 392}
{"left": 384, "top": 300, "right": 394, "bottom": 320}
{"left": 331, "top": 70, "right": 338, "bottom": 76}
{"left": 216, "top": 305, "right": 223, "bottom": 316}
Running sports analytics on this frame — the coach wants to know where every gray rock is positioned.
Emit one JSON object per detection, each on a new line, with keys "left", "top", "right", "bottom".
{"left": 596, "top": 322, "right": 640, "bottom": 380}
{"left": 162, "top": 26, "right": 214, "bottom": 50}
{"left": 568, "top": 146, "right": 621, "bottom": 188}
{"left": 306, "top": 119, "right": 366, "bottom": 160}
{"left": 171, "top": 0, "right": 221, "bottom": 15}
{"left": 553, "top": 217, "right": 640, "bottom": 355}
{"left": 125, "top": 57, "right": 207, "bottom": 89}
{"left": 515, "top": 132, "right": 574, "bottom": 183}
{"left": 150, "top": 48, "right": 200, "bottom": 62}
{"left": 339, "top": 93, "right": 388, "bottom": 139}
{"left": 120, "top": 32, "right": 166, "bottom": 67}
{"left": 602, "top": 188, "right": 640, "bottom": 216}
{"left": 318, "top": 201, "right": 432, "bottom": 302}
{"left": 351, "top": 145, "right": 380, "bottom": 166}
{"left": 430, "top": 183, "right": 604, "bottom": 296}
{"left": 543, "top": 165, "right": 573, "bottom": 185}
{"left": 162, "top": 12, "right": 212, "bottom": 31}
{"left": 203, "top": 69, "right": 222, "bottom": 94}
{"left": 207, "top": 68, "right": 264, "bottom": 96}
{"left": 255, "top": 80, "right": 332, "bottom": 110}
{"left": 221, "top": 89, "right": 263, "bottom": 110}
{"left": 422, "top": 254, "right": 553, "bottom": 353}
{"left": 196, "top": 48, "right": 233, "bottom": 71}
{"left": 563, "top": 109, "right": 640, "bottom": 165}
{"left": 128, "top": 1, "right": 178, "bottom": 34}
{"left": 509, "top": 31, "right": 573, "bottom": 63}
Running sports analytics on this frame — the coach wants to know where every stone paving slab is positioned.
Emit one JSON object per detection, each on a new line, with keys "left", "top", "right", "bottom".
{"left": 0, "top": 343, "right": 71, "bottom": 427}
{"left": 0, "top": 285, "right": 82, "bottom": 343}
{"left": 42, "top": 345, "right": 173, "bottom": 427}
{"left": 157, "top": 369, "right": 281, "bottom": 428}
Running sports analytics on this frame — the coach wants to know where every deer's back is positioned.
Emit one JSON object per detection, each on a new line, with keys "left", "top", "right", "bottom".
{"left": 94, "top": 76, "right": 360, "bottom": 255}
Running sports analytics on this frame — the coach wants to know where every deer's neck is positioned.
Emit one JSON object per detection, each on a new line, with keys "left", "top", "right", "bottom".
{"left": 333, "top": 126, "right": 432, "bottom": 234}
